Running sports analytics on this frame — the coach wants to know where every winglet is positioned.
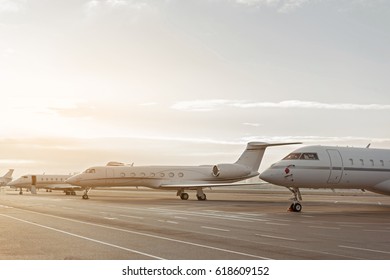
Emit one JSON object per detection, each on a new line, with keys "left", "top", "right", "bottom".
{"left": 247, "top": 142, "right": 302, "bottom": 148}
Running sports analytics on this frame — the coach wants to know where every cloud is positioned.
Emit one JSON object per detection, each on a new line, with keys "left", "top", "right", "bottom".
{"left": 0, "top": 0, "right": 25, "bottom": 13}
{"left": 138, "top": 102, "right": 158, "bottom": 107}
{"left": 85, "top": 0, "right": 130, "bottom": 9}
{"left": 84, "top": 0, "right": 152, "bottom": 15}
{"left": 233, "top": 0, "right": 311, "bottom": 13}
{"left": 243, "top": 122, "right": 262, "bottom": 127}
{"left": 1, "top": 48, "right": 16, "bottom": 58}
{"left": 172, "top": 99, "right": 390, "bottom": 112}
{"left": 171, "top": 99, "right": 235, "bottom": 112}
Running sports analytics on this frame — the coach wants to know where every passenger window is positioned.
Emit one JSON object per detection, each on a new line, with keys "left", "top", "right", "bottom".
{"left": 178, "top": 172, "right": 184, "bottom": 178}
{"left": 360, "top": 159, "right": 364, "bottom": 166}
{"left": 380, "top": 160, "right": 384, "bottom": 167}
{"left": 169, "top": 172, "right": 174, "bottom": 178}
{"left": 370, "top": 159, "right": 374, "bottom": 167}
{"left": 349, "top": 159, "right": 353, "bottom": 166}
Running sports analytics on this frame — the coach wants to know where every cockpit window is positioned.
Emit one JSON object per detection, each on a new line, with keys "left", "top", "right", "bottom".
{"left": 283, "top": 153, "right": 319, "bottom": 160}
{"left": 300, "top": 153, "right": 319, "bottom": 160}
{"left": 84, "top": 168, "right": 96, "bottom": 174}
{"left": 283, "top": 153, "right": 301, "bottom": 160}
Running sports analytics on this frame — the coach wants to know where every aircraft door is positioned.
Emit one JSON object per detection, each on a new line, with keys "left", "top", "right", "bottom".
{"left": 106, "top": 168, "right": 115, "bottom": 185}
{"left": 327, "top": 149, "right": 343, "bottom": 184}
{"left": 31, "top": 175, "right": 37, "bottom": 194}
{"left": 31, "top": 175, "right": 37, "bottom": 186}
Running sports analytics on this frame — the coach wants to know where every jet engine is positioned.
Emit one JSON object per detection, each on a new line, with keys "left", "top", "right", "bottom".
{"left": 212, "top": 164, "right": 251, "bottom": 179}
{"left": 367, "top": 180, "right": 390, "bottom": 196}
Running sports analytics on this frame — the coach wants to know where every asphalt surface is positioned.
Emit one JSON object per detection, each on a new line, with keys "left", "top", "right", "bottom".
{"left": 1, "top": 187, "right": 390, "bottom": 260}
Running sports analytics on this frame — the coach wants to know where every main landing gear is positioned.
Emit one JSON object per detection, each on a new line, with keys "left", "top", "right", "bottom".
{"left": 196, "top": 188, "right": 207, "bottom": 201}
{"left": 65, "top": 190, "right": 77, "bottom": 196}
{"left": 177, "top": 188, "right": 207, "bottom": 201}
{"left": 180, "top": 192, "right": 189, "bottom": 200}
{"left": 287, "top": 187, "right": 302, "bottom": 212}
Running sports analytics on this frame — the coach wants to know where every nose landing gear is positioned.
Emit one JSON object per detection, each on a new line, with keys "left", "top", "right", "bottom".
{"left": 289, "top": 201, "right": 302, "bottom": 212}
{"left": 287, "top": 187, "right": 302, "bottom": 212}
{"left": 82, "top": 187, "right": 92, "bottom": 200}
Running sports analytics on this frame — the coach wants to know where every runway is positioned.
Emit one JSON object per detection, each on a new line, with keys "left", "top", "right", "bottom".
{"left": 1, "top": 187, "right": 390, "bottom": 260}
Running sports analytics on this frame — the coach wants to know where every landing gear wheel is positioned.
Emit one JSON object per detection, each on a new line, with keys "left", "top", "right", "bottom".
{"left": 288, "top": 202, "right": 302, "bottom": 212}
{"left": 82, "top": 194, "right": 89, "bottom": 200}
{"left": 293, "top": 202, "right": 302, "bottom": 212}
{"left": 196, "top": 194, "right": 207, "bottom": 201}
{"left": 71, "top": 191, "right": 76, "bottom": 196}
{"left": 180, "top": 193, "right": 189, "bottom": 200}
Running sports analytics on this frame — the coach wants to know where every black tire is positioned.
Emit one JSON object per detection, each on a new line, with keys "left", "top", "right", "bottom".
{"left": 293, "top": 203, "right": 302, "bottom": 212}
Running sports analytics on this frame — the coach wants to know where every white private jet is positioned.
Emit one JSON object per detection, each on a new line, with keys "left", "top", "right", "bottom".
{"left": 260, "top": 144, "right": 390, "bottom": 212}
{"left": 8, "top": 174, "right": 82, "bottom": 195}
{"left": 0, "top": 169, "right": 14, "bottom": 186}
{"left": 66, "top": 142, "right": 300, "bottom": 200}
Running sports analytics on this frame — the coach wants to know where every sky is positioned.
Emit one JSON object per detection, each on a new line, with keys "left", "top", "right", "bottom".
{"left": 1, "top": 0, "right": 390, "bottom": 178}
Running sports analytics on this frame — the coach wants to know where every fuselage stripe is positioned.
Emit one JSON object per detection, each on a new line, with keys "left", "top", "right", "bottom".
{"left": 270, "top": 165, "right": 390, "bottom": 173}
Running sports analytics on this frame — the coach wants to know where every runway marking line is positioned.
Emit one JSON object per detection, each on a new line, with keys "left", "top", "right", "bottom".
{"left": 309, "top": 226, "right": 341, "bottom": 230}
{"left": 256, "top": 234, "right": 296, "bottom": 241}
{"left": 0, "top": 213, "right": 164, "bottom": 260}
{"left": 201, "top": 226, "right": 230, "bottom": 232}
{"left": 119, "top": 214, "right": 144, "bottom": 220}
{"left": 339, "top": 245, "right": 390, "bottom": 255}
{"left": 173, "top": 216, "right": 188, "bottom": 220}
{"left": 158, "top": 220, "right": 179, "bottom": 224}
{"left": 108, "top": 205, "right": 268, "bottom": 223}
{"left": 364, "top": 229, "right": 390, "bottom": 233}
{"left": 265, "top": 222, "right": 289, "bottom": 226}
{"left": 2, "top": 209, "right": 271, "bottom": 260}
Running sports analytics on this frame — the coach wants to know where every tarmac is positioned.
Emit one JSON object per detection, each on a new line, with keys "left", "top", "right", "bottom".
{"left": 1, "top": 186, "right": 390, "bottom": 260}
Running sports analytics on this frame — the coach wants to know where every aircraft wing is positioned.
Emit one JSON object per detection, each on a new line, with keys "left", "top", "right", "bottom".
{"left": 159, "top": 182, "right": 267, "bottom": 190}
{"left": 42, "top": 184, "right": 83, "bottom": 191}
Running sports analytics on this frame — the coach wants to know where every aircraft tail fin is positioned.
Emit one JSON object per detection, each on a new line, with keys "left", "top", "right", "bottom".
{"left": 235, "top": 142, "right": 301, "bottom": 171}
{"left": 3, "top": 169, "right": 14, "bottom": 179}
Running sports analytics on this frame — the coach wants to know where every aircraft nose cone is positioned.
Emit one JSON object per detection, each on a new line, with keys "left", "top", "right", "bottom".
{"left": 65, "top": 176, "right": 78, "bottom": 185}
{"left": 259, "top": 169, "right": 273, "bottom": 182}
